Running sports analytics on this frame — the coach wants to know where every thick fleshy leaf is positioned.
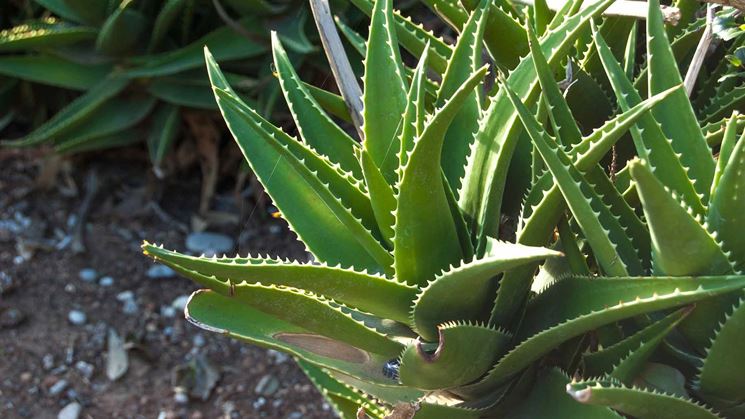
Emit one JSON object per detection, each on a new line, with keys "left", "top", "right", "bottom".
{"left": 412, "top": 242, "right": 561, "bottom": 341}
{"left": 0, "top": 19, "right": 96, "bottom": 51}
{"left": 393, "top": 66, "right": 487, "bottom": 286}
{"left": 568, "top": 380, "right": 722, "bottom": 419}
{"left": 361, "top": 0, "right": 408, "bottom": 185}
{"left": 399, "top": 322, "right": 511, "bottom": 390}
{"left": 95, "top": 0, "right": 146, "bottom": 55}
{"left": 147, "top": 0, "right": 185, "bottom": 52}
{"left": 0, "top": 55, "right": 111, "bottom": 90}
{"left": 142, "top": 243, "right": 415, "bottom": 324}
{"left": 272, "top": 33, "right": 361, "bottom": 178}
{"left": 360, "top": 149, "right": 396, "bottom": 247}
{"left": 146, "top": 104, "right": 180, "bottom": 167}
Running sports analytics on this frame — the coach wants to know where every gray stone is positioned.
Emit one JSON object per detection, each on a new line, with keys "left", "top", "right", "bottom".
{"left": 57, "top": 402, "right": 81, "bottom": 419}
{"left": 42, "top": 354, "right": 54, "bottom": 370}
{"left": 174, "top": 389, "right": 189, "bottom": 405}
{"left": 122, "top": 300, "right": 138, "bottom": 315}
{"left": 192, "top": 334, "right": 205, "bottom": 348}
{"left": 146, "top": 264, "right": 176, "bottom": 279}
{"left": 48, "top": 379, "right": 68, "bottom": 396}
{"left": 115, "top": 291, "right": 134, "bottom": 302}
{"left": 160, "top": 306, "right": 176, "bottom": 318}
{"left": 254, "top": 374, "right": 279, "bottom": 396}
{"left": 74, "top": 361, "right": 94, "bottom": 379}
{"left": 67, "top": 310, "right": 86, "bottom": 326}
{"left": 171, "top": 295, "right": 190, "bottom": 312}
{"left": 78, "top": 269, "right": 97, "bottom": 283}
{"left": 185, "top": 232, "right": 234, "bottom": 256}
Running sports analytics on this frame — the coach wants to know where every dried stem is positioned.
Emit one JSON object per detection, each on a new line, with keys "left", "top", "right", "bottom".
{"left": 684, "top": 5, "right": 716, "bottom": 96}
{"left": 309, "top": 0, "right": 365, "bottom": 139}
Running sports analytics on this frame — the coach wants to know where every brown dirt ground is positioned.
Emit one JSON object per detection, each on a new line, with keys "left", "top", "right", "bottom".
{"left": 0, "top": 149, "right": 331, "bottom": 418}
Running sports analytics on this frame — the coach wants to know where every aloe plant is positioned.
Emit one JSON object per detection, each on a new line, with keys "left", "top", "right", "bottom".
{"left": 141, "top": 0, "right": 745, "bottom": 417}
{"left": 0, "top": 0, "right": 323, "bottom": 169}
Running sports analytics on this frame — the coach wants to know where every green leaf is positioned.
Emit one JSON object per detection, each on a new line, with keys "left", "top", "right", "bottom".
{"left": 3, "top": 75, "right": 129, "bottom": 146}
{"left": 505, "top": 369, "right": 622, "bottom": 418}
{"left": 502, "top": 79, "right": 642, "bottom": 277}
{"left": 455, "top": 0, "right": 527, "bottom": 70}
{"left": 147, "top": 104, "right": 180, "bottom": 167}
{"left": 436, "top": 0, "right": 488, "bottom": 195}
{"left": 412, "top": 242, "right": 561, "bottom": 342}
{"left": 646, "top": 0, "right": 715, "bottom": 202}
{"left": 126, "top": 20, "right": 267, "bottom": 78}
{"left": 147, "top": 77, "right": 218, "bottom": 109}
{"left": 206, "top": 49, "right": 392, "bottom": 274}
{"left": 707, "top": 131, "right": 745, "bottom": 272}
{"left": 0, "top": 55, "right": 111, "bottom": 90}
{"left": 399, "top": 322, "right": 511, "bottom": 390}
{"left": 361, "top": 0, "right": 408, "bottom": 185}
{"left": 568, "top": 380, "right": 722, "bottom": 419}
{"left": 272, "top": 33, "right": 361, "bottom": 179}
{"left": 56, "top": 0, "right": 107, "bottom": 25}
{"left": 185, "top": 289, "right": 401, "bottom": 385}
{"left": 0, "top": 19, "right": 97, "bottom": 51}
{"left": 397, "top": 46, "right": 429, "bottom": 171}
{"left": 464, "top": 275, "right": 745, "bottom": 397}
{"left": 394, "top": 66, "right": 487, "bottom": 286}
{"left": 584, "top": 307, "right": 692, "bottom": 378}
{"left": 95, "top": 0, "right": 146, "bottom": 55}
{"left": 148, "top": 0, "right": 186, "bottom": 52}
{"left": 360, "top": 149, "right": 396, "bottom": 247}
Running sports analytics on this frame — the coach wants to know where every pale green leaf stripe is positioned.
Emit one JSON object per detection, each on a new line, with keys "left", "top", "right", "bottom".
{"left": 142, "top": 243, "right": 415, "bottom": 324}
{"left": 394, "top": 67, "right": 487, "bottom": 286}
{"left": 568, "top": 380, "right": 722, "bottom": 419}
{"left": 362, "top": 0, "right": 408, "bottom": 185}
{"left": 206, "top": 49, "right": 392, "bottom": 274}
{"left": 271, "top": 33, "right": 362, "bottom": 179}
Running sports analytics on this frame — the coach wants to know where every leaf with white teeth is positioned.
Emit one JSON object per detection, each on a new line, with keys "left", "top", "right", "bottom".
{"left": 399, "top": 322, "right": 511, "bottom": 390}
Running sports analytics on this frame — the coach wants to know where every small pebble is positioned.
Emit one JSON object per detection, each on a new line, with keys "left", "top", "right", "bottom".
{"left": 122, "top": 300, "right": 138, "bottom": 315}
{"left": 252, "top": 397, "right": 266, "bottom": 409}
{"left": 268, "top": 225, "right": 282, "bottom": 235}
{"left": 0, "top": 307, "right": 25, "bottom": 328}
{"left": 64, "top": 284, "right": 75, "bottom": 293}
{"left": 48, "top": 379, "right": 68, "bottom": 396}
{"left": 171, "top": 295, "right": 190, "bottom": 312}
{"left": 98, "top": 276, "right": 114, "bottom": 287}
{"left": 160, "top": 306, "right": 176, "bottom": 318}
{"left": 192, "top": 334, "right": 206, "bottom": 348}
{"left": 254, "top": 374, "right": 279, "bottom": 396}
{"left": 78, "top": 269, "right": 97, "bottom": 283}
{"left": 42, "top": 354, "right": 54, "bottom": 370}
{"left": 0, "top": 271, "right": 16, "bottom": 295}
{"left": 57, "top": 401, "right": 81, "bottom": 419}
{"left": 19, "top": 372, "right": 32, "bottom": 383}
{"left": 286, "top": 413, "right": 303, "bottom": 419}
{"left": 174, "top": 389, "right": 189, "bottom": 405}
{"left": 67, "top": 310, "right": 86, "bottom": 326}
{"left": 116, "top": 291, "right": 134, "bottom": 302}
{"left": 185, "top": 232, "right": 234, "bottom": 256}
{"left": 147, "top": 264, "right": 176, "bottom": 279}
{"left": 74, "top": 361, "right": 94, "bottom": 379}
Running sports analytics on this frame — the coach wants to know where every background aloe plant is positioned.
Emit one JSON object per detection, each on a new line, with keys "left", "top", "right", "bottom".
{"left": 142, "top": 0, "right": 745, "bottom": 417}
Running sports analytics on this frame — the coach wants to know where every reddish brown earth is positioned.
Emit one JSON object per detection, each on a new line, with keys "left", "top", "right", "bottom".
{"left": 0, "top": 150, "right": 330, "bottom": 418}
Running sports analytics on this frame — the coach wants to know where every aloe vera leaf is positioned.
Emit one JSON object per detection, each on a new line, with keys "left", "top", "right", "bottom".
{"left": 348, "top": 0, "right": 451, "bottom": 74}
{"left": 452, "top": 0, "right": 527, "bottom": 70}
{"left": 458, "top": 0, "right": 613, "bottom": 254}
{"left": 436, "top": 1, "right": 488, "bottom": 194}
{"left": 298, "top": 360, "right": 388, "bottom": 419}
{"left": 623, "top": 21, "right": 637, "bottom": 80}
{"left": 126, "top": 20, "right": 267, "bottom": 78}
{"left": 221, "top": 0, "right": 282, "bottom": 15}
{"left": 646, "top": 0, "right": 715, "bottom": 202}
{"left": 412, "top": 403, "right": 481, "bottom": 418}
{"left": 95, "top": 0, "right": 146, "bottom": 55}
{"left": 0, "top": 20, "right": 97, "bottom": 51}
{"left": 567, "top": 380, "right": 722, "bottom": 419}
{"left": 148, "top": 0, "right": 185, "bottom": 52}
{"left": 0, "top": 55, "right": 111, "bottom": 90}
{"left": 696, "top": 298, "right": 745, "bottom": 408}
{"left": 272, "top": 33, "right": 361, "bottom": 179}
{"left": 700, "top": 88, "right": 745, "bottom": 127}
{"left": 2, "top": 75, "right": 128, "bottom": 146}
{"left": 629, "top": 158, "right": 732, "bottom": 276}
{"left": 491, "top": 86, "right": 678, "bottom": 329}
{"left": 394, "top": 66, "right": 488, "bottom": 286}
{"left": 206, "top": 50, "right": 392, "bottom": 274}
{"left": 54, "top": 0, "right": 107, "bottom": 25}
{"left": 360, "top": 149, "right": 396, "bottom": 248}
{"left": 593, "top": 27, "right": 706, "bottom": 218}
{"left": 185, "top": 289, "right": 401, "bottom": 385}
{"left": 707, "top": 129, "right": 745, "bottom": 271}
{"left": 505, "top": 369, "right": 622, "bottom": 419}
{"left": 502, "top": 80, "right": 642, "bottom": 277}
{"left": 399, "top": 322, "right": 511, "bottom": 390}
{"left": 33, "top": 0, "right": 87, "bottom": 23}
{"left": 147, "top": 77, "right": 218, "bottom": 109}
{"left": 302, "top": 81, "right": 351, "bottom": 123}
{"left": 710, "top": 112, "right": 741, "bottom": 197}
{"left": 609, "top": 308, "right": 693, "bottom": 385}
{"left": 412, "top": 242, "right": 561, "bottom": 341}
{"left": 398, "top": 46, "right": 428, "bottom": 171}
{"left": 54, "top": 95, "right": 156, "bottom": 152}
{"left": 146, "top": 104, "right": 180, "bottom": 167}
{"left": 361, "top": 0, "right": 408, "bottom": 185}
{"left": 143, "top": 243, "right": 415, "bottom": 324}
{"left": 526, "top": 21, "right": 581, "bottom": 146}
{"left": 584, "top": 307, "right": 691, "bottom": 377}
{"left": 466, "top": 275, "right": 745, "bottom": 396}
